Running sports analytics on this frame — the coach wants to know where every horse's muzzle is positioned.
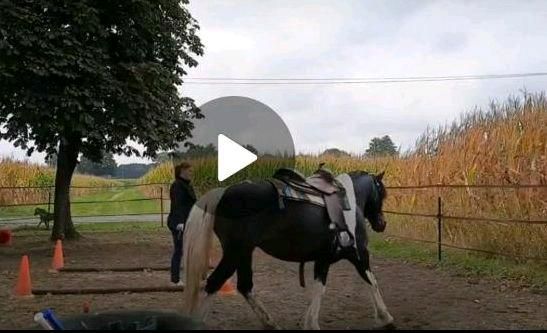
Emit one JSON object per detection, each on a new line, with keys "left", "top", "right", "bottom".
{"left": 372, "top": 215, "right": 386, "bottom": 232}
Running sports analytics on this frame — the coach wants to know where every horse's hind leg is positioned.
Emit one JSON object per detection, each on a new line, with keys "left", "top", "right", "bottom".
{"left": 349, "top": 251, "right": 394, "bottom": 329}
{"left": 199, "top": 251, "right": 238, "bottom": 320}
{"left": 237, "top": 248, "right": 281, "bottom": 330}
{"left": 303, "top": 260, "right": 330, "bottom": 330}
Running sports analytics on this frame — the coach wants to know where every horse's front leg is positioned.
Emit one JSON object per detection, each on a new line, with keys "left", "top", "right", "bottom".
{"left": 303, "top": 260, "right": 330, "bottom": 330}
{"left": 364, "top": 268, "right": 394, "bottom": 329}
{"left": 348, "top": 249, "right": 395, "bottom": 329}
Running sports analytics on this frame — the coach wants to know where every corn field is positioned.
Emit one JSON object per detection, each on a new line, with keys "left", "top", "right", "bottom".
{"left": 141, "top": 91, "right": 547, "bottom": 260}
{"left": 0, "top": 158, "right": 122, "bottom": 206}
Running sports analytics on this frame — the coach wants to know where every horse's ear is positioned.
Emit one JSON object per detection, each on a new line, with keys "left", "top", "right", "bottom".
{"left": 377, "top": 170, "right": 385, "bottom": 181}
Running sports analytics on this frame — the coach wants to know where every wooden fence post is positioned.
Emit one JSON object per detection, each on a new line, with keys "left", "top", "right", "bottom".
{"left": 47, "top": 187, "right": 52, "bottom": 214}
{"left": 160, "top": 187, "right": 164, "bottom": 227}
{"left": 437, "top": 196, "right": 443, "bottom": 262}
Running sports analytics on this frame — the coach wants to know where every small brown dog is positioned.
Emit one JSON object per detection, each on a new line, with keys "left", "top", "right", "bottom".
{"left": 34, "top": 208, "right": 53, "bottom": 229}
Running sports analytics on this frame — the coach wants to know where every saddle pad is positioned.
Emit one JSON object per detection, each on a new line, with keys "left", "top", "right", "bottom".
{"left": 270, "top": 176, "right": 359, "bottom": 256}
{"left": 269, "top": 179, "right": 325, "bottom": 208}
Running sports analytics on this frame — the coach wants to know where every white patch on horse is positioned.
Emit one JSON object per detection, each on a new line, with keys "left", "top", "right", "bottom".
{"left": 197, "top": 292, "right": 215, "bottom": 321}
{"left": 303, "top": 280, "right": 326, "bottom": 330}
{"left": 365, "top": 270, "right": 394, "bottom": 327}
{"left": 335, "top": 174, "right": 358, "bottom": 253}
{"left": 244, "top": 293, "right": 280, "bottom": 329}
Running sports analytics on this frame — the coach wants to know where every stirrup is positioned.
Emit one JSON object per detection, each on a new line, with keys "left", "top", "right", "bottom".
{"left": 338, "top": 231, "right": 354, "bottom": 248}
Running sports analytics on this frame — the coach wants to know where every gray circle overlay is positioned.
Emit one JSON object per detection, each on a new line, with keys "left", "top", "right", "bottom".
{"left": 173, "top": 96, "right": 295, "bottom": 211}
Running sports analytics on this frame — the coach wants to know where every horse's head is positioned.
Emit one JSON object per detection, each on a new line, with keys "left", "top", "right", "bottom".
{"left": 350, "top": 170, "right": 387, "bottom": 232}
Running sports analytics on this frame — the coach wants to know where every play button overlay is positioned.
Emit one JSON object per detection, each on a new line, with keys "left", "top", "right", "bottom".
{"left": 172, "top": 96, "right": 296, "bottom": 214}
{"left": 218, "top": 134, "right": 257, "bottom": 181}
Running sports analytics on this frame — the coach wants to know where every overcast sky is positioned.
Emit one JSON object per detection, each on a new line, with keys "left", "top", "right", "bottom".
{"left": 1, "top": 0, "right": 546, "bottom": 165}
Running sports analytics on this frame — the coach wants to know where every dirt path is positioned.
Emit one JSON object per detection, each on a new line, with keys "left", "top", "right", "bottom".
{"left": 1, "top": 231, "right": 545, "bottom": 330}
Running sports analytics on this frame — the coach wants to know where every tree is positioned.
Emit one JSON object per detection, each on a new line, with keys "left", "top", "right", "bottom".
{"left": 77, "top": 151, "right": 117, "bottom": 177}
{"left": 244, "top": 144, "right": 259, "bottom": 155}
{"left": 45, "top": 152, "right": 57, "bottom": 168}
{"left": 365, "top": 135, "right": 398, "bottom": 157}
{"left": 115, "top": 163, "right": 154, "bottom": 179}
{"left": 321, "top": 148, "right": 350, "bottom": 158}
{"left": 153, "top": 151, "right": 175, "bottom": 164}
{"left": 0, "top": 1, "right": 204, "bottom": 240}
{"left": 180, "top": 143, "right": 217, "bottom": 159}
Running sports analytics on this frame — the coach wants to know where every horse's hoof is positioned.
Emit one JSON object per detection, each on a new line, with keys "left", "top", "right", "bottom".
{"left": 375, "top": 322, "right": 396, "bottom": 330}
{"left": 263, "top": 323, "right": 282, "bottom": 330}
{"left": 385, "top": 323, "right": 396, "bottom": 330}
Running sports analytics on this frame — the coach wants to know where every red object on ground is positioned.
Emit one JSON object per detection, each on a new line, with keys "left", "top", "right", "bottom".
{"left": 51, "top": 240, "right": 64, "bottom": 271}
{"left": 14, "top": 255, "right": 32, "bottom": 297}
{"left": 0, "top": 229, "right": 12, "bottom": 246}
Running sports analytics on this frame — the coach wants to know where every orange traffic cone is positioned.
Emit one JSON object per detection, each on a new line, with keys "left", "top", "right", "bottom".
{"left": 219, "top": 277, "right": 236, "bottom": 296}
{"left": 50, "top": 240, "right": 64, "bottom": 272}
{"left": 14, "top": 255, "right": 33, "bottom": 298}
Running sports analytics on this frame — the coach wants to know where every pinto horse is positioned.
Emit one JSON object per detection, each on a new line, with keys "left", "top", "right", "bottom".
{"left": 182, "top": 170, "right": 395, "bottom": 330}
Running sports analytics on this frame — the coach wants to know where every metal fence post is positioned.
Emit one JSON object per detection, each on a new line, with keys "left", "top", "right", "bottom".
{"left": 160, "top": 187, "right": 164, "bottom": 227}
{"left": 47, "top": 187, "right": 52, "bottom": 214}
{"left": 437, "top": 196, "right": 443, "bottom": 262}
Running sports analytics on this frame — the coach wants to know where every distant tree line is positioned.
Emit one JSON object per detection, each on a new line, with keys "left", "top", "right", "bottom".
{"left": 44, "top": 135, "right": 399, "bottom": 178}
{"left": 44, "top": 143, "right": 222, "bottom": 179}
{"left": 320, "top": 135, "right": 399, "bottom": 158}
{"left": 46, "top": 150, "right": 153, "bottom": 179}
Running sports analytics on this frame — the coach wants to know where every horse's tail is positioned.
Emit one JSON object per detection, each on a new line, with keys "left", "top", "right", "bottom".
{"left": 182, "top": 187, "right": 226, "bottom": 316}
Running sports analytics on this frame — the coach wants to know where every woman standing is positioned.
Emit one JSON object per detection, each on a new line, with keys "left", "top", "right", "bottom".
{"left": 167, "top": 161, "right": 196, "bottom": 285}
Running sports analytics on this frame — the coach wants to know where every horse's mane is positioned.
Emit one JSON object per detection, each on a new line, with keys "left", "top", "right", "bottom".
{"left": 348, "top": 170, "right": 369, "bottom": 177}
{"left": 347, "top": 170, "right": 387, "bottom": 200}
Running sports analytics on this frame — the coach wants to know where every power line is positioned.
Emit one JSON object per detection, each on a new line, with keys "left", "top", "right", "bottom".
{"left": 183, "top": 72, "right": 547, "bottom": 85}
{"left": 187, "top": 72, "right": 547, "bottom": 81}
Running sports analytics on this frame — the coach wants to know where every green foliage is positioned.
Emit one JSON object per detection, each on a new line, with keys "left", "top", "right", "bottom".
{"left": 244, "top": 144, "right": 259, "bottom": 155}
{"left": 77, "top": 151, "right": 117, "bottom": 176}
{"left": 32, "top": 171, "right": 55, "bottom": 187}
{"left": 153, "top": 152, "right": 175, "bottom": 163}
{"left": 0, "top": 0, "right": 204, "bottom": 239}
{"left": 321, "top": 148, "right": 351, "bottom": 157}
{"left": 0, "top": 0, "right": 204, "bottom": 162}
{"left": 45, "top": 153, "right": 57, "bottom": 168}
{"left": 175, "top": 143, "right": 218, "bottom": 160}
{"left": 115, "top": 163, "right": 154, "bottom": 179}
{"left": 0, "top": 186, "right": 158, "bottom": 218}
{"left": 368, "top": 235, "right": 547, "bottom": 288}
{"left": 154, "top": 143, "right": 218, "bottom": 163}
{"left": 365, "top": 135, "right": 398, "bottom": 157}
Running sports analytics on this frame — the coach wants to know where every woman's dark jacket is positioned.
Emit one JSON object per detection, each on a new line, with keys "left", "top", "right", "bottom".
{"left": 167, "top": 177, "right": 197, "bottom": 231}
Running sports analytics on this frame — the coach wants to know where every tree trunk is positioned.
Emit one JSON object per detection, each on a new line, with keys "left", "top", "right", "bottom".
{"left": 51, "top": 138, "right": 80, "bottom": 241}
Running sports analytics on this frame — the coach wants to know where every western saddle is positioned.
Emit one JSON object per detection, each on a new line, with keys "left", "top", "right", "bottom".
{"left": 271, "top": 164, "right": 354, "bottom": 249}
{"left": 272, "top": 167, "right": 342, "bottom": 196}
